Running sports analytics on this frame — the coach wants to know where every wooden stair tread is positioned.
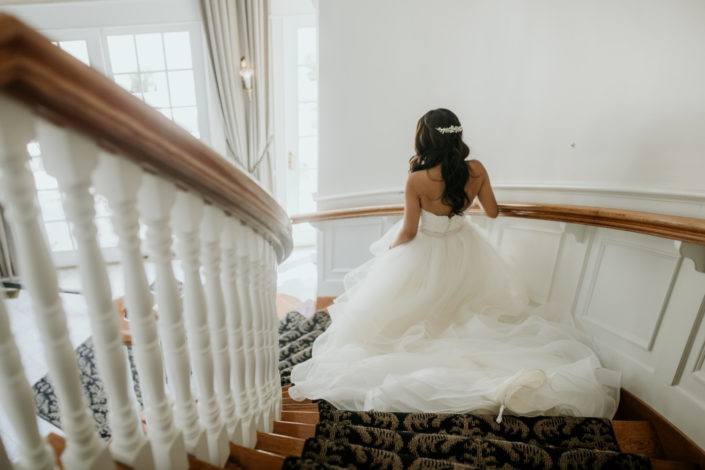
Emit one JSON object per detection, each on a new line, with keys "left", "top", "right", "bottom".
{"left": 256, "top": 432, "right": 305, "bottom": 456}
{"left": 650, "top": 459, "right": 700, "bottom": 470}
{"left": 280, "top": 410, "right": 320, "bottom": 424}
{"left": 273, "top": 420, "right": 317, "bottom": 439}
{"left": 613, "top": 420, "right": 666, "bottom": 458}
{"left": 282, "top": 403, "right": 319, "bottom": 411}
{"left": 229, "top": 442, "right": 284, "bottom": 470}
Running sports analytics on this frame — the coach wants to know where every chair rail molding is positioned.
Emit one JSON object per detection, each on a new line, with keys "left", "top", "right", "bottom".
{"left": 315, "top": 184, "right": 705, "bottom": 218}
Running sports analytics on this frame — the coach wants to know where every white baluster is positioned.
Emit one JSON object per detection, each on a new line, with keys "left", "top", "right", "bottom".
{"left": 248, "top": 231, "right": 265, "bottom": 431}
{"left": 0, "top": 294, "right": 58, "bottom": 470}
{"left": 37, "top": 122, "right": 154, "bottom": 470}
{"left": 93, "top": 156, "right": 187, "bottom": 470}
{"left": 171, "top": 191, "right": 229, "bottom": 466}
{"left": 221, "top": 219, "right": 256, "bottom": 447}
{"left": 0, "top": 97, "right": 113, "bottom": 470}
{"left": 138, "top": 174, "right": 208, "bottom": 460}
{"left": 256, "top": 235, "right": 276, "bottom": 432}
{"left": 201, "top": 206, "right": 239, "bottom": 442}
{"left": 232, "top": 221, "right": 259, "bottom": 445}
{"left": 265, "top": 243, "right": 282, "bottom": 422}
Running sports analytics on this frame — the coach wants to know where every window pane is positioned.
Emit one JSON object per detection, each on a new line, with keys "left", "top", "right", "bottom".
{"left": 164, "top": 31, "right": 192, "bottom": 69}
{"left": 142, "top": 72, "right": 170, "bottom": 108}
{"left": 298, "top": 169, "right": 317, "bottom": 212}
{"left": 168, "top": 70, "right": 196, "bottom": 107}
{"left": 136, "top": 33, "right": 165, "bottom": 72}
{"left": 37, "top": 190, "right": 65, "bottom": 222}
{"left": 59, "top": 40, "right": 90, "bottom": 65}
{"left": 172, "top": 107, "right": 198, "bottom": 135}
{"left": 297, "top": 65, "right": 317, "bottom": 102}
{"left": 94, "top": 217, "right": 119, "bottom": 248}
{"left": 298, "top": 102, "right": 318, "bottom": 137}
{"left": 297, "top": 27, "right": 316, "bottom": 66}
{"left": 114, "top": 73, "right": 143, "bottom": 97}
{"left": 44, "top": 221, "right": 74, "bottom": 252}
{"left": 298, "top": 136, "right": 318, "bottom": 170}
{"left": 107, "top": 35, "right": 138, "bottom": 73}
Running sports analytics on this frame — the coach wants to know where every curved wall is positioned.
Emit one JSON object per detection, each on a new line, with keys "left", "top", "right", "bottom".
{"left": 316, "top": 0, "right": 705, "bottom": 452}
{"left": 317, "top": 0, "right": 705, "bottom": 210}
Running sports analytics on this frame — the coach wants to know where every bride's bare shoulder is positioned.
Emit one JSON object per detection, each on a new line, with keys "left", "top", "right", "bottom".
{"left": 466, "top": 159, "right": 487, "bottom": 178}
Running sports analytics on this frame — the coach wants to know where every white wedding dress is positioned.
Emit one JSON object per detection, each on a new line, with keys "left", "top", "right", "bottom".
{"left": 289, "top": 209, "right": 620, "bottom": 420}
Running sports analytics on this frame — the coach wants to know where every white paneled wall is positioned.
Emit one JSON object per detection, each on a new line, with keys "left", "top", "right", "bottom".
{"left": 315, "top": 197, "right": 705, "bottom": 449}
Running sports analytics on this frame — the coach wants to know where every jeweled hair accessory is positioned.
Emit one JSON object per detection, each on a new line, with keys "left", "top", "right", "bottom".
{"left": 435, "top": 125, "right": 463, "bottom": 134}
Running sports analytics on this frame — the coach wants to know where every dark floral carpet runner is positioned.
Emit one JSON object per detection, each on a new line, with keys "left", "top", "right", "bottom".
{"left": 278, "top": 311, "right": 651, "bottom": 470}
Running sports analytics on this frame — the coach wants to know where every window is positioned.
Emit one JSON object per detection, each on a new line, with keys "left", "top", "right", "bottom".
{"left": 105, "top": 31, "right": 201, "bottom": 138}
{"left": 32, "top": 24, "right": 210, "bottom": 266}
{"left": 273, "top": 14, "right": 318, "bottom": 247}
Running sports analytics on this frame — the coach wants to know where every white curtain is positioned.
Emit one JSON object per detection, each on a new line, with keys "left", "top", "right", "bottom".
{"left": 200, "top": 0, "right": 274, "bottom": 193}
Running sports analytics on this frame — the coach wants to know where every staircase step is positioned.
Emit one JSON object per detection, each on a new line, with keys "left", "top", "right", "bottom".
{"left": 272, "top": 420, "right": 317, "bottom": 439}
{"left": 650, "top": 459, "right": 699, "bottom": 470}
{"left": 256, "top": 432, "right": 306, "bottom": 456}
{"left": 280, "top": 410, "right": 320, "bottom": 424}
{"left": 613, "top": 420, "right": 666, "bottom": 458}
{"left": 229, "top": 442, "right": 283, "bottom": 470}
{"left": 282, "top": 403, "right": 319, "bottom": 411}
{"left": 282, "top": 397, "right": 312, "bottom": 404}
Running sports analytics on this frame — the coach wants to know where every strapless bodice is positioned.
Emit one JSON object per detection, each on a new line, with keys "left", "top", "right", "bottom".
{"left": 419, "top": 208, "right": 466, "bottom": 236}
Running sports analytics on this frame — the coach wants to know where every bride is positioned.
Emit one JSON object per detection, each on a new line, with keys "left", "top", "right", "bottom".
{"left": 288, "top": 108, "right": 620, "bottom": 421}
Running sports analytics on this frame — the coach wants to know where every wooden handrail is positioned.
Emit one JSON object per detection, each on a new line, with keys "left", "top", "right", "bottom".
{"left": 291, "top": 203, "right": 705, "bottom": 246}
{"left": 0, "top": 13, "right": 292, "bottom": 261}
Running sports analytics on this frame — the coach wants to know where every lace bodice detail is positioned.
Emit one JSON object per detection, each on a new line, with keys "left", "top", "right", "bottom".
{"left": 419, "top": 209, "right": 466, "bottom": 236}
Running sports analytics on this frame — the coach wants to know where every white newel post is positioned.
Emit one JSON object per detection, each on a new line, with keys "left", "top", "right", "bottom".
{"left": 0, "top": 97, "right": 113, "bottom": 470}
{"left": 0, "top": 294, "right": 58, "bottom": 470}
{"left": 200, "top": 206, "right": 239, "bottom": 441}
{"left": 138, "top": 174, "right": 208, "bottom": 461}
{"left": 93, "top": 156, "right": 187, "bottom": 470}
{"left": 172, "top": 191, "right": 229, "bottom": 467}
{"left": 37, "top": 122, "right": 154, "bottom": 470}
{"left": 221, "top": 219, "right": 256, "bottom": 447}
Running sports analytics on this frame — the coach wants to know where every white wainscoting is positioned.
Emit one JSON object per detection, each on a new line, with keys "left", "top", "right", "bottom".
{"left": 313, "top": 186, "right": 705, "bottom": 449}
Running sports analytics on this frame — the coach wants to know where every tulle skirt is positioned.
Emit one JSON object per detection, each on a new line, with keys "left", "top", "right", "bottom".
{"left": 289, "top": 216, "right": 620, "bottom": 420}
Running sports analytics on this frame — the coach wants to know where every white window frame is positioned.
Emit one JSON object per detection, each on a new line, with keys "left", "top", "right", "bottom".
{"left": 99, "top": 22, "right": 211, "bottom": 143}
{"left": 35, "top": 23, "right": 212, "bottom": 267}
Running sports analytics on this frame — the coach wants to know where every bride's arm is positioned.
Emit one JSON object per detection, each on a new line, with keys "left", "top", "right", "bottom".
{"left": 474, "top": 162, "right": 499, "bottom": 218}
{"left": 390, "top": 174, "right": 421, "bottom": 248}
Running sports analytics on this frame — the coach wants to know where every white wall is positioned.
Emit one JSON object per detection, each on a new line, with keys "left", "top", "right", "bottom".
{"left": 317, "top": 0, "right": 705, "bottom": 210}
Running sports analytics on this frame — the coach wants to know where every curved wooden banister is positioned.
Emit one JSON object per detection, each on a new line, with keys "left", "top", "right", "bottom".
{"left": 291, "top": 203, "right": 705, "bottom": 246}
{"left": 0, "top": 13, "right": 292, "bottom": 261}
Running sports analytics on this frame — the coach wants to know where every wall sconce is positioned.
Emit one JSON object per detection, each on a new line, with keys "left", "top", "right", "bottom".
{"left": 239, "top": 56, "right": 254, "bottom": 99}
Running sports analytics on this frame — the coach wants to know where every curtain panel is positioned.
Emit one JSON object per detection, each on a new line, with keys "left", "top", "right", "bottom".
{"left": 200, "top": 0, "right": 275, "bottom": 193}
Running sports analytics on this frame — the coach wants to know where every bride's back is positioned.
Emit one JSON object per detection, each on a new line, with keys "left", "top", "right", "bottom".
{"left": 414, "top": 160, "right": 487, "bottom": 217}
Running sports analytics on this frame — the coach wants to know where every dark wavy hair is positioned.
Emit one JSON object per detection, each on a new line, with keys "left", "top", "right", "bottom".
{"left": 409, "top": 108, "right": 471, "bottom": 217}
